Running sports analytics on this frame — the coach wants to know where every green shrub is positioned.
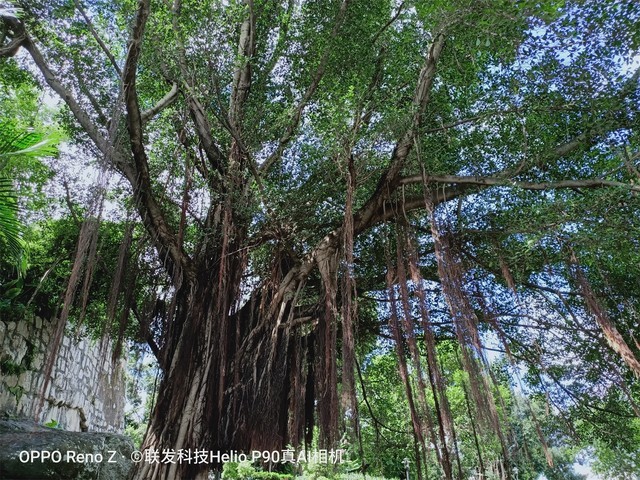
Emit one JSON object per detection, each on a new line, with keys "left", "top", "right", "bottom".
{"left": 221, "top": 462, "right": 294, "bottom": 480}
{"left": 237, "top": 460, "right": 256, "bottom": 478}
{"left": 222, "top": 462, "right": 240, "bottom": 479}
{"left": 253, "top": 471, "right": 293, "bottom": 480}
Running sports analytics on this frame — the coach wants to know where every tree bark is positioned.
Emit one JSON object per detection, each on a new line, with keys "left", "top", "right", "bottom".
{"left": 131, "top": 264, "right": 314, "bottom": 479}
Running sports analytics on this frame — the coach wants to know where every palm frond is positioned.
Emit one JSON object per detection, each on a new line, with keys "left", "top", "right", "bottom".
{"left": 0, "top": 121, "right": 61, "bottom": 160}
{"left": 0, "top": 176, "right": 24, "bottom": 263}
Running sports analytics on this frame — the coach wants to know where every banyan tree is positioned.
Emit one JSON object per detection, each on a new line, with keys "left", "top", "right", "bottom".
{"left": 2, "top": 0, "right": 640, "bottom": 479}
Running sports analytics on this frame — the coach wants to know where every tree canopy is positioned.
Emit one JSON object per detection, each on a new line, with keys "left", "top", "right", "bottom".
{"left": 2, "top": 0, "right": 640, "bottom": 479}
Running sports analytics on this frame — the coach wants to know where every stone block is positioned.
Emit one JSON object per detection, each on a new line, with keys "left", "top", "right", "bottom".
{"left": 0, "top": 418, "right": 134, "bottom": 479}
{"left": 30, "top": 352, "right": 45, "bottom": 371}
{"left": 12, "top": 344, "right": 28, "bottom": 366}
{"left": 5, "top": 376, "right": 19, "bottom": 388}
{"left": 16, "top": 320, "right": 29, "bottom": 338}
{"left": 17, "top": 371, "right": 32, "bottom": 389}
{"left": 0, "top": 390, "right": 17, "bottom": 411}
{"left": 0, "top": 320, "right": 6, "bottom": 345}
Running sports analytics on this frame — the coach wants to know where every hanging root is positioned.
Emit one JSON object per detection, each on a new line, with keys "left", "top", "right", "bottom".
{"left": 385, "top": 262, "right": 428, "bottom": 478}
{"left": 396, "top": 223, "right": 457, "bottom": 478}
{"left": 316, "top": 245, "right": 340, "bottom": 448}
{"left": 36, "top": 215, "right": 101, "bottom": 421}
{"left": 421, "top": 182, "right": 511, "bottom": 474}
{"left": 341, "top": 156, "right": 360, "bottom": 446}
{"left": 569, "top": 251, "right": 640, "bottom": 377}
{"left": 106, "top": 223, "right": 134, "bottom": 329}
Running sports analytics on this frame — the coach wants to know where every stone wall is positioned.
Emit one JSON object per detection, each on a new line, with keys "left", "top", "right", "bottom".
{"left": 0, "top": 315, "right": 125, "bottom": 433}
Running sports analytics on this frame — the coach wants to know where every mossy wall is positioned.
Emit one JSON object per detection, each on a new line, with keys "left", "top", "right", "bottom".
{"left": 0, "top": 316, "right": 125, "bottom": 433}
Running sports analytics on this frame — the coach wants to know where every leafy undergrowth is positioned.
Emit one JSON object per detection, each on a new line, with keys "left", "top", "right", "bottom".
{"left": 220, "top": 460, "right": 393, "bottom": 480}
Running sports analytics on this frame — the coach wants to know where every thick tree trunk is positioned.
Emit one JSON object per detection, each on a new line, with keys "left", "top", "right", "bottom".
{"left": 130, "top": 244, "right": 319, "bottom": 479}
{"left": 131, "top": 282, "right": 227, "bottom": 480}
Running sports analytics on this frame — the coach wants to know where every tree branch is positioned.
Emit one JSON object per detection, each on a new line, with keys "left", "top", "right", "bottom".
{"left": 259, "top": 0, "right": 352, "bottom": 174}
{"left": 370, "top": 1, "right": 405, "bottom": 46}
{"left": 0, "top": 15, "right": 25, "bottom": 57}
{"left": 273, "top": 29, "right": 448, "bottom": 303}
{"left": 365, "top": 118, "right": 629, "bottom": 229}
{"left": 10, "top": 19, "right": 109, "bottom": 154}
{"left": 366, "top": 171, "right": 640, "bottom": 230}
{"left": 122, "top": 0, "right": 193, "bottom": 283}
{"left": 257, "top": 0, "right": 294, "bottom": 85}
{"left": 229, "top": 0, "right": 255, "bottom": 130}
{"left": 399, "top": 174, "right": 640, "bottom": 192}
{"left": 141, "top": 83, "right": 179, "bottom": 124}
{"left": 73, "top": 0, "right": 122, "bottom": 77}
{"left": 170, "top": 0, "right": 226, "bottom": 176}
{"left": 72, "top": 61, "right": 108, "bottom": 125}
{"left": 353, "top": 31, "right": 447, "bottom": 234}
{"left": 5, "top": 10, "right": 194, "bottom": 284}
